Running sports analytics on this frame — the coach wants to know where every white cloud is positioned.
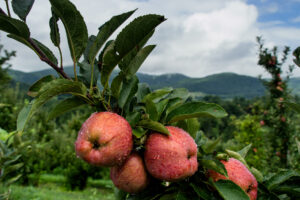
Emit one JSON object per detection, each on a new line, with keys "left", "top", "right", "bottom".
{"left": 0, "top": 0, "right": 299, "bottom": 78}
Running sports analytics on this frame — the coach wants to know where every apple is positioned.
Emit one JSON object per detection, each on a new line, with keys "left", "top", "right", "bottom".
{"left": 144, "top": 126, "right": 198, "bottom": 182}
{"left": 75, "top": 112, "right": 133, "bottom": 167}
{"left": 208, "top": 158, "right": 258, "bottom": 200}
{"left": 110, "top": 152, "right": 149, "bottom": 193}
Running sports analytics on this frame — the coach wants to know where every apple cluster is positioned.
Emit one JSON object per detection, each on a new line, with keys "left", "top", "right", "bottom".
{"left": 75, "top": 111, "right": 198, "bottom": 193}
{"left": 75, "top": 112, "right": 258, "bottom": 200}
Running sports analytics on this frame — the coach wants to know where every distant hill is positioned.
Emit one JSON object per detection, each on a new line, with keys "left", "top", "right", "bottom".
{"left": 7, "top": 67, "right": 270, "bottom": 99}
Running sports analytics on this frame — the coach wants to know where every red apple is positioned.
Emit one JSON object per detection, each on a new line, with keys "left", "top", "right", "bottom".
{"left": 110, "top": 152, "right": 149, "bottom": 193}
{"left": 144, "top": 126, "right": 198, "bottom": 182}
{"left": 208, "top": 158, "right": 258, "bottom": 200}
{"left": 75, "top": 112, "right": 133, "bottom": 167}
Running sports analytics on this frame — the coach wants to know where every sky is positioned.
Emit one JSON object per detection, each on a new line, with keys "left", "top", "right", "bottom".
{"left": 1, "top": 0, "right": 300, "bottom": 78}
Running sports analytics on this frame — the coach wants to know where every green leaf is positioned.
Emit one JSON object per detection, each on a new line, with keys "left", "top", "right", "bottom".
{"left": 167, "top": 88, "right": 190, "bottom": 101}
{"left": 136, "top": 83, "right": 151, "bottom": 102}
{"left": 250, "top": 167, "right": 264, "bottom": 183}
{"left": 101, "top": 41, "right": 119, "bottom": 86}
{"left": 123, "top": 45, "right": 156, "bottom": 78}
{"left": 200, "top": 158, "right": 228, "bottom": 177}
{"left": 138, "top": 120, "right": 169, "bottom": 135}
{"left": 132, "top": 127, "right": 147, "bottom": 138}
{"left": 213, "top": 180, "right": 250, "bottom": 200}
{"left": 237, "top": 144, "right": 252, "bottom": 158}
{"left": 17, "top": 101, "right": 33, "bottom": 132}
{"left": 284, "top": 101, "right": 300, "bottom": 114}
{"left": 273, "top": 184, "right": 300, "bottom": 198}
{"left": 190, "top": 183, "right": 213, "bottom": 200}
{"left": 118, "top": 75, "right": 139, "bottom": 109}
{"left": 17, "top": 79, "right": 88, "bottom": 132}
{"left": 166, "top": 102, "right": 228, "bottom": 123}
{"left": 115, "top": 14, "right": 165, "bottom": 56}
{"left": 111, "top": 73, "right": 124, "bottom": 98}
{"left": 49, "top": 11, "right": 60, "bottom": 47}
{"left": 266, "top": 170, "right": 300, "bottom": 190}
{"left": 126, "top": 112, "right": 141, "bottom": 127}
{"left": 28, "top": 75, "right": 56, "bottom": 97}
{"left": 12, "top": 0, "right": 35, "bottom": 21}
{"left": 145, "top": 98, "right": 158, "bottom": 121}
{"left": 4, "top": 174, "right": 22, "bottom": 186}
{"left": 78, "top": 60, "right": 98, "bottom": 86}
{"left": 32, "top": 39, "right": 58, "bottom": 65}
{"left": 225, "top": 149, "right": 249, "bottom": 169}
{"left": 142, "top": 87, "right": 173, "bottom": 103}
{"left": 50, "top": 0, "right": 88, "bottom": 61}
{"left": 0, "top": 15, "right": 30, "bottom": 38}
{"left": 8, "top": 35, "right": 58, "bottom": 66}
{"left": 156, "top": 98, "right": 169, "bottom": 121}
{"left": 203, "top": 137, "right": 221, "bottom": 154}
{"left": 48, "top": 96, "right": 87, "bottom": 121}
{"left": 88, "top": 9, "right": 136, "bottom": 64}
{"left": 296, "top": 137, "right": 300, "bottom": 154}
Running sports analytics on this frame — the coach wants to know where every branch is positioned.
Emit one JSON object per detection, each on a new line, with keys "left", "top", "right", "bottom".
{"left": 0, "top": 7, "right": 70, "bottom": 80}
{"left": 27, "top": 38, "right": 70, "bottom": 79}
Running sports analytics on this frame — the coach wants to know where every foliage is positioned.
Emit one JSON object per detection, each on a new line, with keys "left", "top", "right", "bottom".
{"left": 257, "top": 37, "right": 296, "bottom": 169}
{"left": 0, "top": 1, "right": 299, "bottom": 200}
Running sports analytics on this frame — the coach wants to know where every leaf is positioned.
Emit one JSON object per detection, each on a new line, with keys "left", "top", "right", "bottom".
{"left": 284, "top": 101, "right": 300, "bottom": 114}
{"left": 8, "top": 35, "right": 58, "bottom": 66}
{"left": 0, "top": 15, "right": 30, "bottom": 38}
{"left": 17, "top": 79, "right": 88, "bottom": 132}
{"left": 237, "top": 144, "right": 252, "bottom": 158}
{"left": 132, "top": 127, "right": 147, "bottom": 139}
{"left": 118, "top": 75, "right": 139, "bottom": 109}
{"left": 12, "top": 0, "right": 35, "bottom": 21}
{"left": 200, "top": 158, "right": 228, "bottom": 177}
{"left": 126, "top": 112, "right": 141, "bottom": 127}
{"left": 101, "top": 41, "right": 119, "bottom": 86}
{"left": 28, "top": 75, "right": 56, "bottom": 97}
{"left": 17, "top": 101, "right": 33, "bottom": 132}
{"left": 78, "top": 60, "right": 98, "bottom": 86}
{"left": 225, "top": 149, "right": 249, "bottom": 169}
{"left": 48, "top": 96, "right": 87, "bottom": 121}
{"left": 250, "top": 167, "right": 264, "bottom": 183}
{"left": 142, "top": 87, "right": 173, "bottom": 103}
{"left": 213, "top": 180, "right": 250, "bottom": 200}
{"left": 101, "top": 14, "right": 164, "bottom": 86}
{"left": 50, "top": 0, "right": 88, "bottom": 61}
{"left": 88, "top": 9, "right": 136, "bottom": 64}
{"left": 203, "top": 137, "right": 221, "bottom": 153}
{"left": 190, "top": 183, "right": 213, "bottom": 200}
{"left": 266, "top": 170, "right": 300, "bottom": 190}
{"left": 166, "top": 102, "right": 228, "bottom": 123}
{"left": 156, "top": 98, "right": 169, "bottom": 121}
{"left": 4, "top": 174, "right": 22, "bottom": 186}
{"left": 296, "top": 137, "right": 300, "bottom": 154}
{"left": 138, "top": 120, "right": 169, "bottom": 135}
{"left": 136, "top": 83, "right": 151, "bottom": 102}
{"left": 115, "top": 14, "right": 165, "bottom": 56}
{"left": 32, "top": 39, "right": 58, "bottom": 65}
{"left": 145, "top": 98, "right": 158, "bottom": 121}
{"left": 49, "top": 11, "right": 60, "bottom": 47}
{"left": 111, "top": 73, "right": 123, "bottom": 98}
{"left": 186, "top": 118, "right": 200, "bottom": 139}
{"left": 123, "top": 45, "right": 156, "bottom": 78}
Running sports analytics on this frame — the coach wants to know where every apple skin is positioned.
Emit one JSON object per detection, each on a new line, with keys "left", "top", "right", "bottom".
{"left": 208, "top": 158, "right": 258, "bottom": 200}
{"left": 75, "top": 112, "right": 133, "bottom": 167}
{"left": 144, "top": 126, "right": 198, "bottom": 182}
{"left": 110, "top": 152, "right": 149, "bottom": 193}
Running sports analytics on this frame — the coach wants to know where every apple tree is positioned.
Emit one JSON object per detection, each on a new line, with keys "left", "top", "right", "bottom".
{"left": 0, "top": 0, "right": 299, "bottom": 199}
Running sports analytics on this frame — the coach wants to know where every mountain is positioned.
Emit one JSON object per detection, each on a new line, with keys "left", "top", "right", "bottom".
{"left": 8, "top": 67, "right": 267, "bottom": 99}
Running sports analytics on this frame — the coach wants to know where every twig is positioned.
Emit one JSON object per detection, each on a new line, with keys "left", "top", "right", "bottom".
{"left": 4, "top": 0, "right": 10, "bottom": 17}
{"left": 28, "top": 38, "right": 70, "bottom": 79}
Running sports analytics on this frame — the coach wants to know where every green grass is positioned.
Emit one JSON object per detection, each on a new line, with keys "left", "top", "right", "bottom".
{"left": 0, "top": 184, "right": 115, "bottom": 200}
